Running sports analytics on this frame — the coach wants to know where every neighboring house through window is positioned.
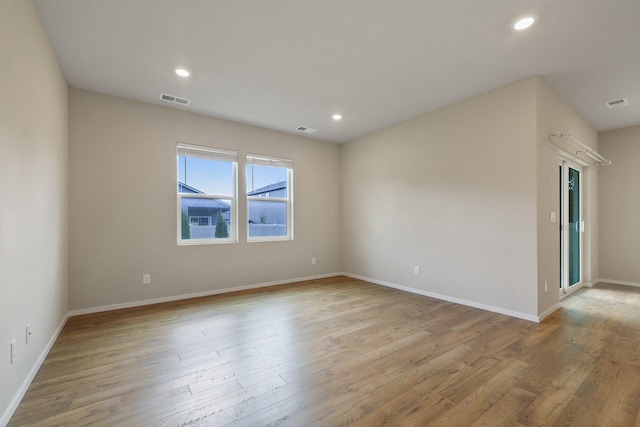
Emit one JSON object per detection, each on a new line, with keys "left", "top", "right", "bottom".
{"left": 177, "top": 143, "right": 237, "bottom": 244}
{"left": 246, "top": 154, "right": 293, "bottom": 241}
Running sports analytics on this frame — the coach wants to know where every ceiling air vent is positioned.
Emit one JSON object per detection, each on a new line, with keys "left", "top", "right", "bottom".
{"left": 160, "top": 93, "right": 190, "bottom": 105}
{"left": 605, "top": 98, "right": 629, "bottom": 109}
{"left": 296, "top": 126, "right": 317, "bottom": 134}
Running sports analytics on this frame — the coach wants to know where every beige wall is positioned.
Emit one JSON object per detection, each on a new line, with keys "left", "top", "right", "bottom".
{"left": 68, "top": 89, "right": 341, "bottom": 310}
{"left": 341, "top": 76, "right": 600, "bottom": 320}
{"left": 535, "top": 76, "right": 599, "bottom": 315}
{"left": 0, "top": 0, "right": 69, "bottom": 423}
{"left": 598, "top": 126, "right": 640, "bottom": 285}
{"left": 341, "top": 77, "right": 540, "bottom": 318}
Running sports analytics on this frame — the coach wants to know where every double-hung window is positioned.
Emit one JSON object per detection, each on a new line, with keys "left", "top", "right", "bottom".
{"left": 177, "top": 143, "right": 237, "bottom": 245}
{"left": 246, "top": 154, "right": 293, "bottom": 241}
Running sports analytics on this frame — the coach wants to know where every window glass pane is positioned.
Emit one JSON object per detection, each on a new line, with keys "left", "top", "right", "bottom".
{"left": 178, "top": 156, "right": 233, "bottom": 196}
{"left": 181, "top": 197, "right": 231, "bottom": 240}
{"left": 568, "top": 167, "right": 580, "bottom": 286}
{"left": 246, "top": 165, "right": 287, "bottom": 197}
{"left": 248, "top": 200, "right": 287, "bottom": 238}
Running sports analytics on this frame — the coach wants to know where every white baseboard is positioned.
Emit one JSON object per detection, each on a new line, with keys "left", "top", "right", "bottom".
{"left": 3, "top": 273, "right": 342, "bottom": 426}
{"left": 342, "top": 273, "right": 542, "bottom": 323}
{"left": 538, "top": 303, "right": 561, "bottom": 321}
{"left": 68, "top": 273, "right": 341, "bottom": 316}
{"left": 2, "top": 270, "right": 557, "bottom": 425}
{"left": 1, "top": 312, "right": 69, "bottom": 427}
{"left": 594, "top": 278, "right": 640, "bottom": 288}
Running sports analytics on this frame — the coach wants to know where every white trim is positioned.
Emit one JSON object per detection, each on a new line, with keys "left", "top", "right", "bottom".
{"left": 559, "top": 159, "right": 584, "bottom": 295}
{"left": 1, "top": 313, "right": 69, "bottom": 427}
{"left": 2, "top": 271, "right": 558, "bottom": 424}
{"left": 538, "top": 303, "right": 561, "bottom": 321}
{"left": 547, "top": 141, "right": 592, "bottom": 169}
{"left": 177, "top": 153, "right": 238, "bottom": 245}
{"left": 549, "top": 132, "right": 611, "bottom": 166}
{"left": 246, "top": 165, "right": 293, "bottom": 242}
{"left": 342, "top": 273, "right": 542, "bottom": 323}
{"left": 594, "top": 278, "right": 640, "bottom": 288}
{"left": 68, "top": 273, "right": 340, "bottom": 316}
{"left": 246, "top": 153, "right": 293, "bottom": 169}
{"left": 560, "top": 281, "right": 584, "bottom": 300}
{"left": 3, "top": 273, "right": 341, "bottom": 423}
{"left": 67, "top": 272, "right": 558, "bottom": 322}
{"left": 177, "top": 143, "right": 237, "bottom": 163}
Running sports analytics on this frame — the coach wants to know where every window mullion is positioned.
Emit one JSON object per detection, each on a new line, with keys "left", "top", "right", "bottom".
{"left": 247, "top": 196, "right": 288, "bottom": 202}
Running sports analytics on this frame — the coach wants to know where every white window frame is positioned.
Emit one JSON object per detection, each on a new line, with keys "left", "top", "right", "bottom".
{"left": 177, "top": 143, "right": 238, "bottom": 245}
{"left": 246, "top": 154, "right": 293, "bottom": 242}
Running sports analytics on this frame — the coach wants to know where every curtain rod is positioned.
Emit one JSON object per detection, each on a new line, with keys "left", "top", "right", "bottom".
{"left": 549, "top": 131, "right": 612, "bottom": 166}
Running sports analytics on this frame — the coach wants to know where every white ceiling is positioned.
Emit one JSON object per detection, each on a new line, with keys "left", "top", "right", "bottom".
{"left": 34, "top": 0, "right": 640, "bottom": 143}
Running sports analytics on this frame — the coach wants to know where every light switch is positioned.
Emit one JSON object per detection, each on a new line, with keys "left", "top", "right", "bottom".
{"left": 550, "top": 212, "right": 556, "bottom": 223}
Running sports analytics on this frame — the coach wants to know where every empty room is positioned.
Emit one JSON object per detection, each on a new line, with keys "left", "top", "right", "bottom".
{"left": 1, "top": 0, "right": 639, "bottom": 426}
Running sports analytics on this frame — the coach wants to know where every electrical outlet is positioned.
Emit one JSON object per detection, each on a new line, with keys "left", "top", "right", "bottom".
{"left": 11, "top": 340, "right": 16, "bottom": 364}
{"left": 545, "top": 280, "right": 548, "bottom": 292}
{"left": 311, "top": 257, "right": 316, "bottom": 265}
{"left": 414, "top": 266, "right": 420, "bottom": 275}
{"left": 143, "top": 274, "right": 151, "bottom": 284}
{"left": 26, "top": 323, "right": 31, "bottom": 345}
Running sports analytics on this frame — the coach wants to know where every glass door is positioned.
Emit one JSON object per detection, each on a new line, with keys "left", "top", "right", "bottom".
{"left": 560, "top": 160, "right": 583, "bottom": 297}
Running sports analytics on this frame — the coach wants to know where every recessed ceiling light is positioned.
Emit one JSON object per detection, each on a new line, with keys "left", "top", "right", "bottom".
{"left": 175, "top": 68, "right": 190, "bottom": 77}
{"left": 332, "top": 114, "right": 342, "bottom": 121}
{"left": 513, "top": 15, "right": 536, "bottom": 30}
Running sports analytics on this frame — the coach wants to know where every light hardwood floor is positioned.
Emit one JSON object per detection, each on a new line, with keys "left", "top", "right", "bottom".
{"left": 8, "top": 276, "right": 640, "bottom": 426}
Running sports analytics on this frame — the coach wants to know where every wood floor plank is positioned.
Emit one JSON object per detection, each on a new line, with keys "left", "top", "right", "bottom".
{"left": 469, "top": 386, "right": 537, "bottom": 427}
{"left": 556, "top": 351, "right": 640, "bottom": 427}
{"left": 8, "top": 277, "right": 640, "bottom": 426}
{"left": 279, "top": 344, "right": 477, "bottom": 427}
